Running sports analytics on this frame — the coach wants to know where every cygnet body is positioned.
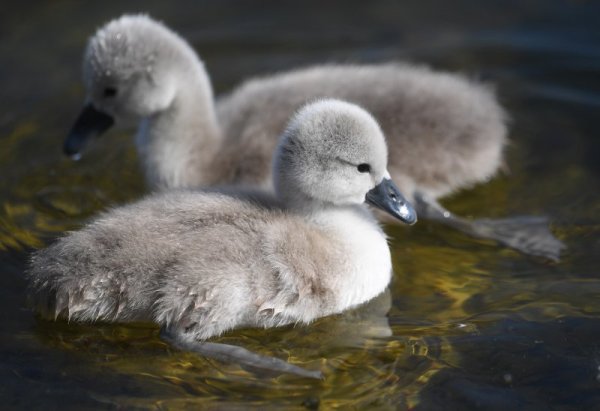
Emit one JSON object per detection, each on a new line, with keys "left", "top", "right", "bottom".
{"left": 68, "top": 14, "right": 503, "bottom": 197}
{"left": 30, "top": 100, "right": 416, "bottom": 375}
{"left": 65, "top": 14, "right": 564, "bottom": 260}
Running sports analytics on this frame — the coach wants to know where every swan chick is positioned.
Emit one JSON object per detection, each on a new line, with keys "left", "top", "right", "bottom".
{"left": 30, "top": 99, "right": 416, "bottom": 378}
{"left": 65, "top": 14, "right": 220, "bottom": 188}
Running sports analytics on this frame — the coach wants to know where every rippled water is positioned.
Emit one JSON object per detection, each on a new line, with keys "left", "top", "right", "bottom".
{"left": 1, "top": 1, "right": 599, "bottom": 409}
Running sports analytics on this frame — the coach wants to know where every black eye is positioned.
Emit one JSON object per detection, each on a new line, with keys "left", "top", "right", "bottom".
{"left": 357, "top": 163, "right": 371, "bottom": 173}
{"left": 103, "top": 87, "right": 117, "bottom": 98}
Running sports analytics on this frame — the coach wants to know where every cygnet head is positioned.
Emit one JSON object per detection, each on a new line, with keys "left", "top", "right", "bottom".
{"left": 64, "top": 15, "right": 195, "bottom": 156}
{"left": 274, "top": 99, "right": 417, "bottom": 224}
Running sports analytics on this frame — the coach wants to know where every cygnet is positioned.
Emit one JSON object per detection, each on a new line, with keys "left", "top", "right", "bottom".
{"left": 31, "top": 99, "right": 416, "bottom": 378}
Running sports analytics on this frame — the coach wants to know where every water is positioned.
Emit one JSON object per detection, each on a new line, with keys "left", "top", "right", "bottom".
{"left": 1, "top": 0, "right": 599, "bottom": 409}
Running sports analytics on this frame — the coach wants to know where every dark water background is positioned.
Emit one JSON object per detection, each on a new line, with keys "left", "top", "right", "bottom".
{"left": 1, "top": 0, "right": 599, "bottom": 409}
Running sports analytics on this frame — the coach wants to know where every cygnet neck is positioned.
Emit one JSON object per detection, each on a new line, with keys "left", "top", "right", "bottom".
{"left": 136, "top": 59, "right": 223, "bottom": 189}
{"left": 276, "top": 187, "right": 368, "bottom": 224}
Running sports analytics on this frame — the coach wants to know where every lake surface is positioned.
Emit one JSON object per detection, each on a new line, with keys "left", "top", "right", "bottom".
{"left": 1, "top": 0, "right": 599, "bottom": 409}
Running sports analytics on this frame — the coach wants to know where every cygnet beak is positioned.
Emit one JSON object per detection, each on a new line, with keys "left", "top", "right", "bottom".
{"left": 366, "top": 177, "right": 417, "bottom": 225}
{"left": 63, "top": 103, "right": 114, "bottom": 159}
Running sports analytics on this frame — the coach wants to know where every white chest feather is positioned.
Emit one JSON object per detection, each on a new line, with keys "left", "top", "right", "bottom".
{"left": 315, "top": 208, "right": 392, "bottom": 312}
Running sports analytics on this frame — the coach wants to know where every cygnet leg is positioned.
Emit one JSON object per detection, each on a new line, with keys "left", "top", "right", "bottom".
{"left": 160, "top": 328, "right": 323, "bottom": 380}
{"left": 414, "top": 192, "right": 566, "bottom": 261}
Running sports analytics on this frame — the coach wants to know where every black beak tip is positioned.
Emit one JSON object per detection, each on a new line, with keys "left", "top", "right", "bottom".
{"left": 63, "top": 142, "right": 78, "bottom": 156}
{"left": 63, "top": 138, "right": 83, "bottom": 160}
{"left": 405, "top": 211, "right": 418, "bottom": 225}
{"left": 395, "top": 200, "right": 417, "bottom": 225}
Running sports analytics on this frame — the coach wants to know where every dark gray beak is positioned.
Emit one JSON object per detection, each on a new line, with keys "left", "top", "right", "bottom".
{"left": 366, "top": 178, "right": 417, "bottom": 225}
{"left": 63, "top": 103, "right": 114, "bottom": 158}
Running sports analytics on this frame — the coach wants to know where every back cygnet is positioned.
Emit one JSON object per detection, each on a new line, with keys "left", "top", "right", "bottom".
{"left": 64, "top": 14, "right": 564, "bottom": 261}
{"left": 29, "top": 99, "right": 416, "bottom": 379}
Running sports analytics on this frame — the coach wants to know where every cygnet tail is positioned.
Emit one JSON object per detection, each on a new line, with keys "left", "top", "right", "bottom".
{"left": 161, "top": 328, "right": 323, "bottom": 379}
{"left": 26, "top": 239, "right": 154, "bottom": 323}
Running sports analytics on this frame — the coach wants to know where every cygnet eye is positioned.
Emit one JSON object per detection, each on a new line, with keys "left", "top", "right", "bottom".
{"left": 357, "top": 163, "right": 371, "bottom": 173}
{"left": 103, "top": 87, "right": 118, "bottom": 98}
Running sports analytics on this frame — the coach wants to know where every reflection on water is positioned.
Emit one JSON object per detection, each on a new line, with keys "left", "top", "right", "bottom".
{"left": 1, "top": 0, "right": 599, "bottom": 409}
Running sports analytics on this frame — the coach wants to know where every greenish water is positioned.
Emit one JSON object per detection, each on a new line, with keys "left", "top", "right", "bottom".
{"left": 1, "top": 1, "right": 599, "bottom": 409}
